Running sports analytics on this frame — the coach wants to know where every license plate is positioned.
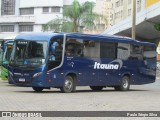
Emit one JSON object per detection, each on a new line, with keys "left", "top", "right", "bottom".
{"left": 19, "top": 78, "right": 25, "bottom": 82}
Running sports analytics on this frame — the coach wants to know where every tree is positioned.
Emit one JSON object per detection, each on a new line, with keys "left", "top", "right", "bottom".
{"left": 43, "top": 0, "right": 107, "bottom": 32}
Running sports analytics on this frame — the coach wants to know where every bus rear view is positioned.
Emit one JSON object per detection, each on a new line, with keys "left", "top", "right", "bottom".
{"left": 8, "top": 32, "right": 156, "bottom": 93}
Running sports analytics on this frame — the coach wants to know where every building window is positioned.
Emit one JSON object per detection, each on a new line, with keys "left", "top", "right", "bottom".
{"left": 110, "top": 14, "right": 113, "bottom": 20}
{"left": 115, "top": 1, "right": 120, "bottom": 7}
{"left": 51, "top": 7, "right": 60, "bottom": 13}
{"left": 137, "top": 0, "right": 142, "bottom": 12}
{"left": 0, "top": 25, "right": 14, "bottom": 32}
{"left": 19, "top": 25, "right": 33, "bottom": 32}
{"left": 128, "top": 9, "right": 131, "bottom": 16}
{"left": 128, "top": 0, "right": 131, "bottom": 5}
{"left": 43, "top": 7, "right": 49, "bottom": 13}
{"left": 121, "top": 10, "right": 123, "bottom": 18}
{"left": 115, "top": 11, "right": 121, "bottom": 19}
{"left": 121, "top": 0, "right": 123, "bottom": 6}
{"left": 1, "top": 0, "right": 15, "bottom": 15}
{"left": 20, "top": 8, "right": 34, "bottom": 15}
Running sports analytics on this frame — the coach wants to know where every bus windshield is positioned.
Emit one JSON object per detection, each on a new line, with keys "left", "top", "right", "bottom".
{"left": 10, "top": 41, "right": 48, "bottom": 67}
{"left": 3, "top": 44, "right": 13, "bottom": 64}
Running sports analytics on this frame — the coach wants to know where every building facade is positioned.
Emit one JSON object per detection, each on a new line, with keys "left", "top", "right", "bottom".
{"left": 0, "top": 0, "right": 63, "bottom": 39}
{"left": 94, "top": 0, "right": 112, "bottom": 29}
{"left": 111, "top": 0, "right": 146, "bottom": 25}
{"left": 83, "top": 0, "right": 112, "bottom": 34}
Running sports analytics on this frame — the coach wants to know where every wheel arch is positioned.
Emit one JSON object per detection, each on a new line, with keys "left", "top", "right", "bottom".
{"left": 65, "top": 72, "right": 77, "bottom": 85}
{"left": 122, "top": 73, "right": 131, "bottom": 78}
{"left": 121, "top": 73, "right": 132, "bottom": 83}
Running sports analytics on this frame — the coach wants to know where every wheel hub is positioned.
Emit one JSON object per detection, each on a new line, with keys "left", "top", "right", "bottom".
{"left": 122, "top": 78, "right": 128, "bottom": 88}
{"left": 65, "top": 79, "right": 72, "bottom": 90}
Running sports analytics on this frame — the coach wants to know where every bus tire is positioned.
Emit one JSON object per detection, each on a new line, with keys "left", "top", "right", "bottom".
{"left": 32, "top": 87, "right": 44, "bottom": 92}
{"left": 90, "top": 86, "right": 103, "bottom": 91}
{"left": 60, "top": 75, "right": 75, "bottom": 93}
{"left": 114, "top": 76, "right": 130, "bottom": 91}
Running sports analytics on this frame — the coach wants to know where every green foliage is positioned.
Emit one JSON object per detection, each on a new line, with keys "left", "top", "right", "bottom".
{"left": 43, "top": 0, "right": 107, "bottom": 32}
{"left": 154, "top": 24, "right": 160, "bottom": 31}
{"left": 42, "top": 18, "right": 62, "bottom": 32}
{"left": 61, "top": 22, "right": 73, "bottom": 32}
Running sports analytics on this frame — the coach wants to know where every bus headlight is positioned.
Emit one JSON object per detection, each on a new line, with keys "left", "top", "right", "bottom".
{"left": 33, "top": 72, "right": 42, "bottom": 78}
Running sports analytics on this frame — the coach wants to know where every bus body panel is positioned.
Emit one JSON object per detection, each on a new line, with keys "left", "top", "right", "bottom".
{"left": 8, "top": 57, "right": 156, "bottom": 87}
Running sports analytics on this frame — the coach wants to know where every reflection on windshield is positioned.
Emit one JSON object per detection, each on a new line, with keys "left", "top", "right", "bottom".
{"left": 10, "top": 41, "right": 48, "bottom": 67}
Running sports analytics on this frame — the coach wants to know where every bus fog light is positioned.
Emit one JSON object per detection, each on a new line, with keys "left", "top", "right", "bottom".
{"left": 33, "top": 72, "right": 42, "bottom": 78}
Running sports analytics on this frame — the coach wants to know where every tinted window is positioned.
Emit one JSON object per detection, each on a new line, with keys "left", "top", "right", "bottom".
{"left": 100, "top": 42, "right": 117, "bottom": 58}
{"left": 130, "top": 45, "right": 143, "bottom": 60}
{"left": 83, "top": 40, "right": 100, "bottom": 58}
{"left": 117, "top": 43, "right": 130, "bottom": 60}
{"left": 66, "top": 39, "right": 83, "bottom": 57}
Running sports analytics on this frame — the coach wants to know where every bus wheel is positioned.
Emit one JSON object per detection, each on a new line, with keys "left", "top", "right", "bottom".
{"left": 114, "top": 76, "right": 130, "bottom": 91}
{"left": 60, "top": 75, "right": 75, "bottom": 93}
{"left": 90, "top": 86, "right": 103, "bottom": 91}
{"left": 32, "top": 87, "right": 44, "bottom": 92}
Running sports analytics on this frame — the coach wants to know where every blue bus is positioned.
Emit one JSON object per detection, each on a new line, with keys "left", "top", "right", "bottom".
{"left": 8, "top": 32, "right": 156, "bottom": 92}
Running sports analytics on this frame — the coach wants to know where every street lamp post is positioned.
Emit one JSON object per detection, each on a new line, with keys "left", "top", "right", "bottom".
{"left": 132, "top": 0, "right": 136, "bottom": 40}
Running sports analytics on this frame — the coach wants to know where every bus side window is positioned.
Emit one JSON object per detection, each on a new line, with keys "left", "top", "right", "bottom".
{"left": 83, "top": 40, "right": 100, "bottom": 58}
{"left": 130, "top": 45, "right": 143, "bottom": 60}
{"left": 100, "top": 41, "right": 116, "bottom": 59}
{"left": 66, "top": 44, "right": 74, "bottom": 56}
{"left": 143, "top": 45, "right": 156, "bottom": 59}
{"left": 117, "top": 43, "right": 130, "bottom": 60}
{"left": 66, "top": 39, "right": 83, "bottom": 57}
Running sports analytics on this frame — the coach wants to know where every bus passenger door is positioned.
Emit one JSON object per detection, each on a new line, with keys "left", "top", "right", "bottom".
{"left": 47, "top": 36, "right": 64, "bottom": 86}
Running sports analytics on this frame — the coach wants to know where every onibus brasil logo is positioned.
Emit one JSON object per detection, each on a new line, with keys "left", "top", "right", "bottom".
{"left": 94, "top": 59, "right": 123, "bottom": 70}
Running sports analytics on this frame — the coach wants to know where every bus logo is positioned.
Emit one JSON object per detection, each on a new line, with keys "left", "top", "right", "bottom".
{"left": 94, "top": 59, "right": 123, "bottom": 70}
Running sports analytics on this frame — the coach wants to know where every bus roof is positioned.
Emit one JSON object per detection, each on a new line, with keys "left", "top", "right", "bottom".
{"left": 15, "top": 32, "right": 155, "bottom": 46}
{"left": 4, "top": 35, "right": 17, "bottom": 40}
{"left": 15, "top": 32, "right": 63, "bottom": 41}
